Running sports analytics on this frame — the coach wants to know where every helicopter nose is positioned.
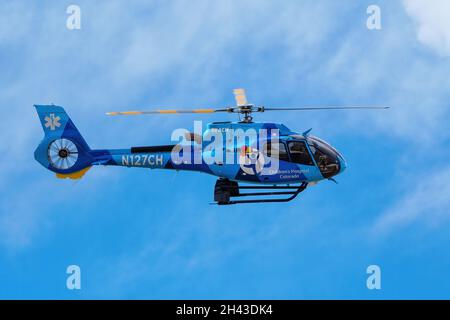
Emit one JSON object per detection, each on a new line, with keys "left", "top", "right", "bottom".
{"left": 338, "top": 153, "right": 347, "bottom": 174}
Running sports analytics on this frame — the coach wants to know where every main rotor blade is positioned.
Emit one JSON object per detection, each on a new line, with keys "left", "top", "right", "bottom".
{"left": 106, "top": 105, "right": 390, "bottom": 116}
{"left": 263, "top": 106, "right": 389, "bottom": 111}
{"left": 233, "top": 88, "right": 248, "bottom": 106}
{"left": 106, "top": 108, "right": 229, "bottom": 116}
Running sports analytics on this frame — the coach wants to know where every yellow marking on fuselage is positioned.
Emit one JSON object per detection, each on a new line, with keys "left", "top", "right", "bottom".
{"left": 56, "top": 166, "right": 91, "bottom": 180}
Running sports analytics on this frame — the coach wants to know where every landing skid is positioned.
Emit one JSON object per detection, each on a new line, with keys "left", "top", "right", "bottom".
{"left": 214, "top": 178, "right": 308, "bottom": 205}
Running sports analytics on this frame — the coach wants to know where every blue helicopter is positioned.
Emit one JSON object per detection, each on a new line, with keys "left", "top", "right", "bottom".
{"left": 34, "top": 89, "right": 388, "bottom": 205}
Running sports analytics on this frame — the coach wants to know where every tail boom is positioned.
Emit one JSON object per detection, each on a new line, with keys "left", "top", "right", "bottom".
{"left": 34, "top": 105, "right": 213, "bottom": 179}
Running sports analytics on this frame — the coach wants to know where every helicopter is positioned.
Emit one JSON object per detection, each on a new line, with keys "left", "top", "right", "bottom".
{"left": 34, "top": 89, "right": 388, "bottom": 205}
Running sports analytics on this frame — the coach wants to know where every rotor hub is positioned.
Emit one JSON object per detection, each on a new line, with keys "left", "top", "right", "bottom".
{"left": 226, "top": 105, "right": 265, "bottom": 123}
{"left": 58, "top": 149, "right": 69, "bottom": 158}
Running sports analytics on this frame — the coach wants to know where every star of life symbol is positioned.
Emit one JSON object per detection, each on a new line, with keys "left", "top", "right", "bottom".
{"left": 44, "top": 113, "right": 61, "bottom": 131}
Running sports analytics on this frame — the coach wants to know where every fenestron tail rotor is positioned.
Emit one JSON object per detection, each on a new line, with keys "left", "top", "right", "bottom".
{"left": 48, "top": 138, "right": 79, "bottom": 170}
{"left": 106, "top": 88, "right": 389, "bottom": 122}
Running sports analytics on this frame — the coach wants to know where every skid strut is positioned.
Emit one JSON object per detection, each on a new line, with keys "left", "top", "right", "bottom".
{"left": 214, "top": 179, "right": 308, "bottom": 205}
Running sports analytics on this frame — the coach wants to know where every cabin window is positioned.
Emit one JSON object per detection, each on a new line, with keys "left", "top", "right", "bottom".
{"left": 264, "top": 142, "right": 290, "bottom": 162}
{"left": 288, "top": 141, "right": 314, "bottom": 165}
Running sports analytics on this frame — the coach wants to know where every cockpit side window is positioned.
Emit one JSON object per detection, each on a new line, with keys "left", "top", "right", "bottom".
{"left": 288, "top": 141, "right": 314, "bottom": 165}
{"left": 264, "top": 141, "right": 290, "bottom": 162}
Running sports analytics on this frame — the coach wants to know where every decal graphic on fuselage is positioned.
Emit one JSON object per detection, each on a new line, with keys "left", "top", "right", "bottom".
{"left": 239, "top": 146, "right": 266, "bottom": 176}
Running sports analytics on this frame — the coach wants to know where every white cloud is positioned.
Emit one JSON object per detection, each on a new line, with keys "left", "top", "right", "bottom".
{"left": 372, "top": 166, "right": 450, "bottom": 235}
{"left": 404, "top": 0, "right": 450, "bottom": 57}
{"left": 309, "top": 7, "right": 450, "bottom": 145}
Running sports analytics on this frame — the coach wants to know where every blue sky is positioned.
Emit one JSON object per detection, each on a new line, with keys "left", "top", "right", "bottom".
{"left": 1, "top": 0, "right": 450, "bottom": 299}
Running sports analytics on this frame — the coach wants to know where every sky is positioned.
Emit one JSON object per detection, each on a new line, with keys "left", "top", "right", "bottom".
{"left": 1, "top": 0, "right": 450, "bottom": 299}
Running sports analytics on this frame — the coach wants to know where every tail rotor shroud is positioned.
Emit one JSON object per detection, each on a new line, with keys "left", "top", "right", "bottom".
{"left": 48, "top": 138, "right": 79, "bottom": 170}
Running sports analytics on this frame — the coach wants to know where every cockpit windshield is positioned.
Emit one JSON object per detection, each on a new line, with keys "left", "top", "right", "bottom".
{"left": 264, "top": 136, "right": 342, "bottom": 179}
{"left": 306, "top": 136, "right": 340, "bottom": 178}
